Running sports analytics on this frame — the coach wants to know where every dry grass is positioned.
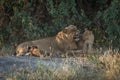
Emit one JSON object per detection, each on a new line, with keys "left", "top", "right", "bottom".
{"left": 1, "top": 47, "right": 120, "bottom": 80}
{"left": 98, "top": 48, "right": 120, "bottom": 80}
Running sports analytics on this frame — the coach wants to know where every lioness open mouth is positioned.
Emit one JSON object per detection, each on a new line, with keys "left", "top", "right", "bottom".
{"left": 73, "top": 34, "right": 80, "bottom": 41}
{"left": 73, "top": 32, "right": 84, "bottom": 42}
{"left": 73, "top": 29, "right": 81, "bottom": 41}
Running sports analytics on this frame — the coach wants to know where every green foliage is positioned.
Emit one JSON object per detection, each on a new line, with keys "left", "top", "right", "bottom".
{"left": 102, "top": 0, "right": 120, "bottom": 48}
{"left": 46, "top": 0, "right": 81, "bottom": 29}
{"left": 0, "top": 0, "right": 57, "bottom": 47}
{"left": 96, "top": 0, "right": 120, "bottom": 48}
{"left": 0, "top": 0, "right": 120, "bottom": 49}
{"left": 90, "top": 0, "right": 120, "bottom": 48}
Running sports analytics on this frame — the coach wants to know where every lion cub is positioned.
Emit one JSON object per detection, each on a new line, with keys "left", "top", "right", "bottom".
{"left": 27, "top": 46, "right": 43, "bottom": 57}
{"left": 77, "top": 28, "right": 94, "bottom": 54}
{"left": 27, "top": 46, "right": 53, "bottom": 58}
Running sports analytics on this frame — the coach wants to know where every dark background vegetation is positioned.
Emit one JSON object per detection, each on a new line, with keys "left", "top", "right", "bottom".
{"left": 0, "top": 0, "right": 120, "bottom": 50}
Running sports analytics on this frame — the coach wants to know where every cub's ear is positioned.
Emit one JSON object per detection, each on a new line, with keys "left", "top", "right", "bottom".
{"left": 62, "top": 28, "right": 68, "bottom": 33}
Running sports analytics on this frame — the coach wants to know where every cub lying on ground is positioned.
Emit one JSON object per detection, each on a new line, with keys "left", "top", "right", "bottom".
{"left": 15, "top": 25, "right": 80, "bottom": 57}
{"left": 27, "top": 46, "right": 42, "bottom": 57}
{"left": 27, "top": 46, "right": 53, "bottom": 58}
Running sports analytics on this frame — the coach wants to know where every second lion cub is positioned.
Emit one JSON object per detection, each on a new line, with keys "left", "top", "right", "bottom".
{"left": 77, "top": 28, "right": 94, "bottom": 54}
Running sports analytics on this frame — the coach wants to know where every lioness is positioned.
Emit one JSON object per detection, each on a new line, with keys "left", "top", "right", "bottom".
{"left": 77, "top": 28, "right": 94, "bottom": 54}
{"left": 15, "top": 25, "right": 80, "bottom": 57}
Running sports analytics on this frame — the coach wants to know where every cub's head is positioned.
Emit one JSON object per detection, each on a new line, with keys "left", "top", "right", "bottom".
{"left": 82, "top": 28, "right": 94, "bottom": 41}
{"left": 62, "top": 25, "right": 80, "bottom": 41}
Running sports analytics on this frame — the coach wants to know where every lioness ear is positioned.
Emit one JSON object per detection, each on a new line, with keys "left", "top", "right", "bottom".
{"left": 63, "top": 28, "right": 68, "bottom": 33}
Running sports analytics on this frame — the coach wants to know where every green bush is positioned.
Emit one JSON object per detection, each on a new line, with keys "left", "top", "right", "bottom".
{"left": 103, "top": 0, "right": 120, "bottom": 48}
{"left": 0, "top": 0, "right": 120, "bottom": 49}
{"left": 94, "top": 0, "right": 120, "bottom": 48}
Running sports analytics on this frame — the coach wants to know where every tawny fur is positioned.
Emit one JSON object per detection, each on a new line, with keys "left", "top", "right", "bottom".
{"left": 15, "top": 25, "right": 80, "bottom": 57}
